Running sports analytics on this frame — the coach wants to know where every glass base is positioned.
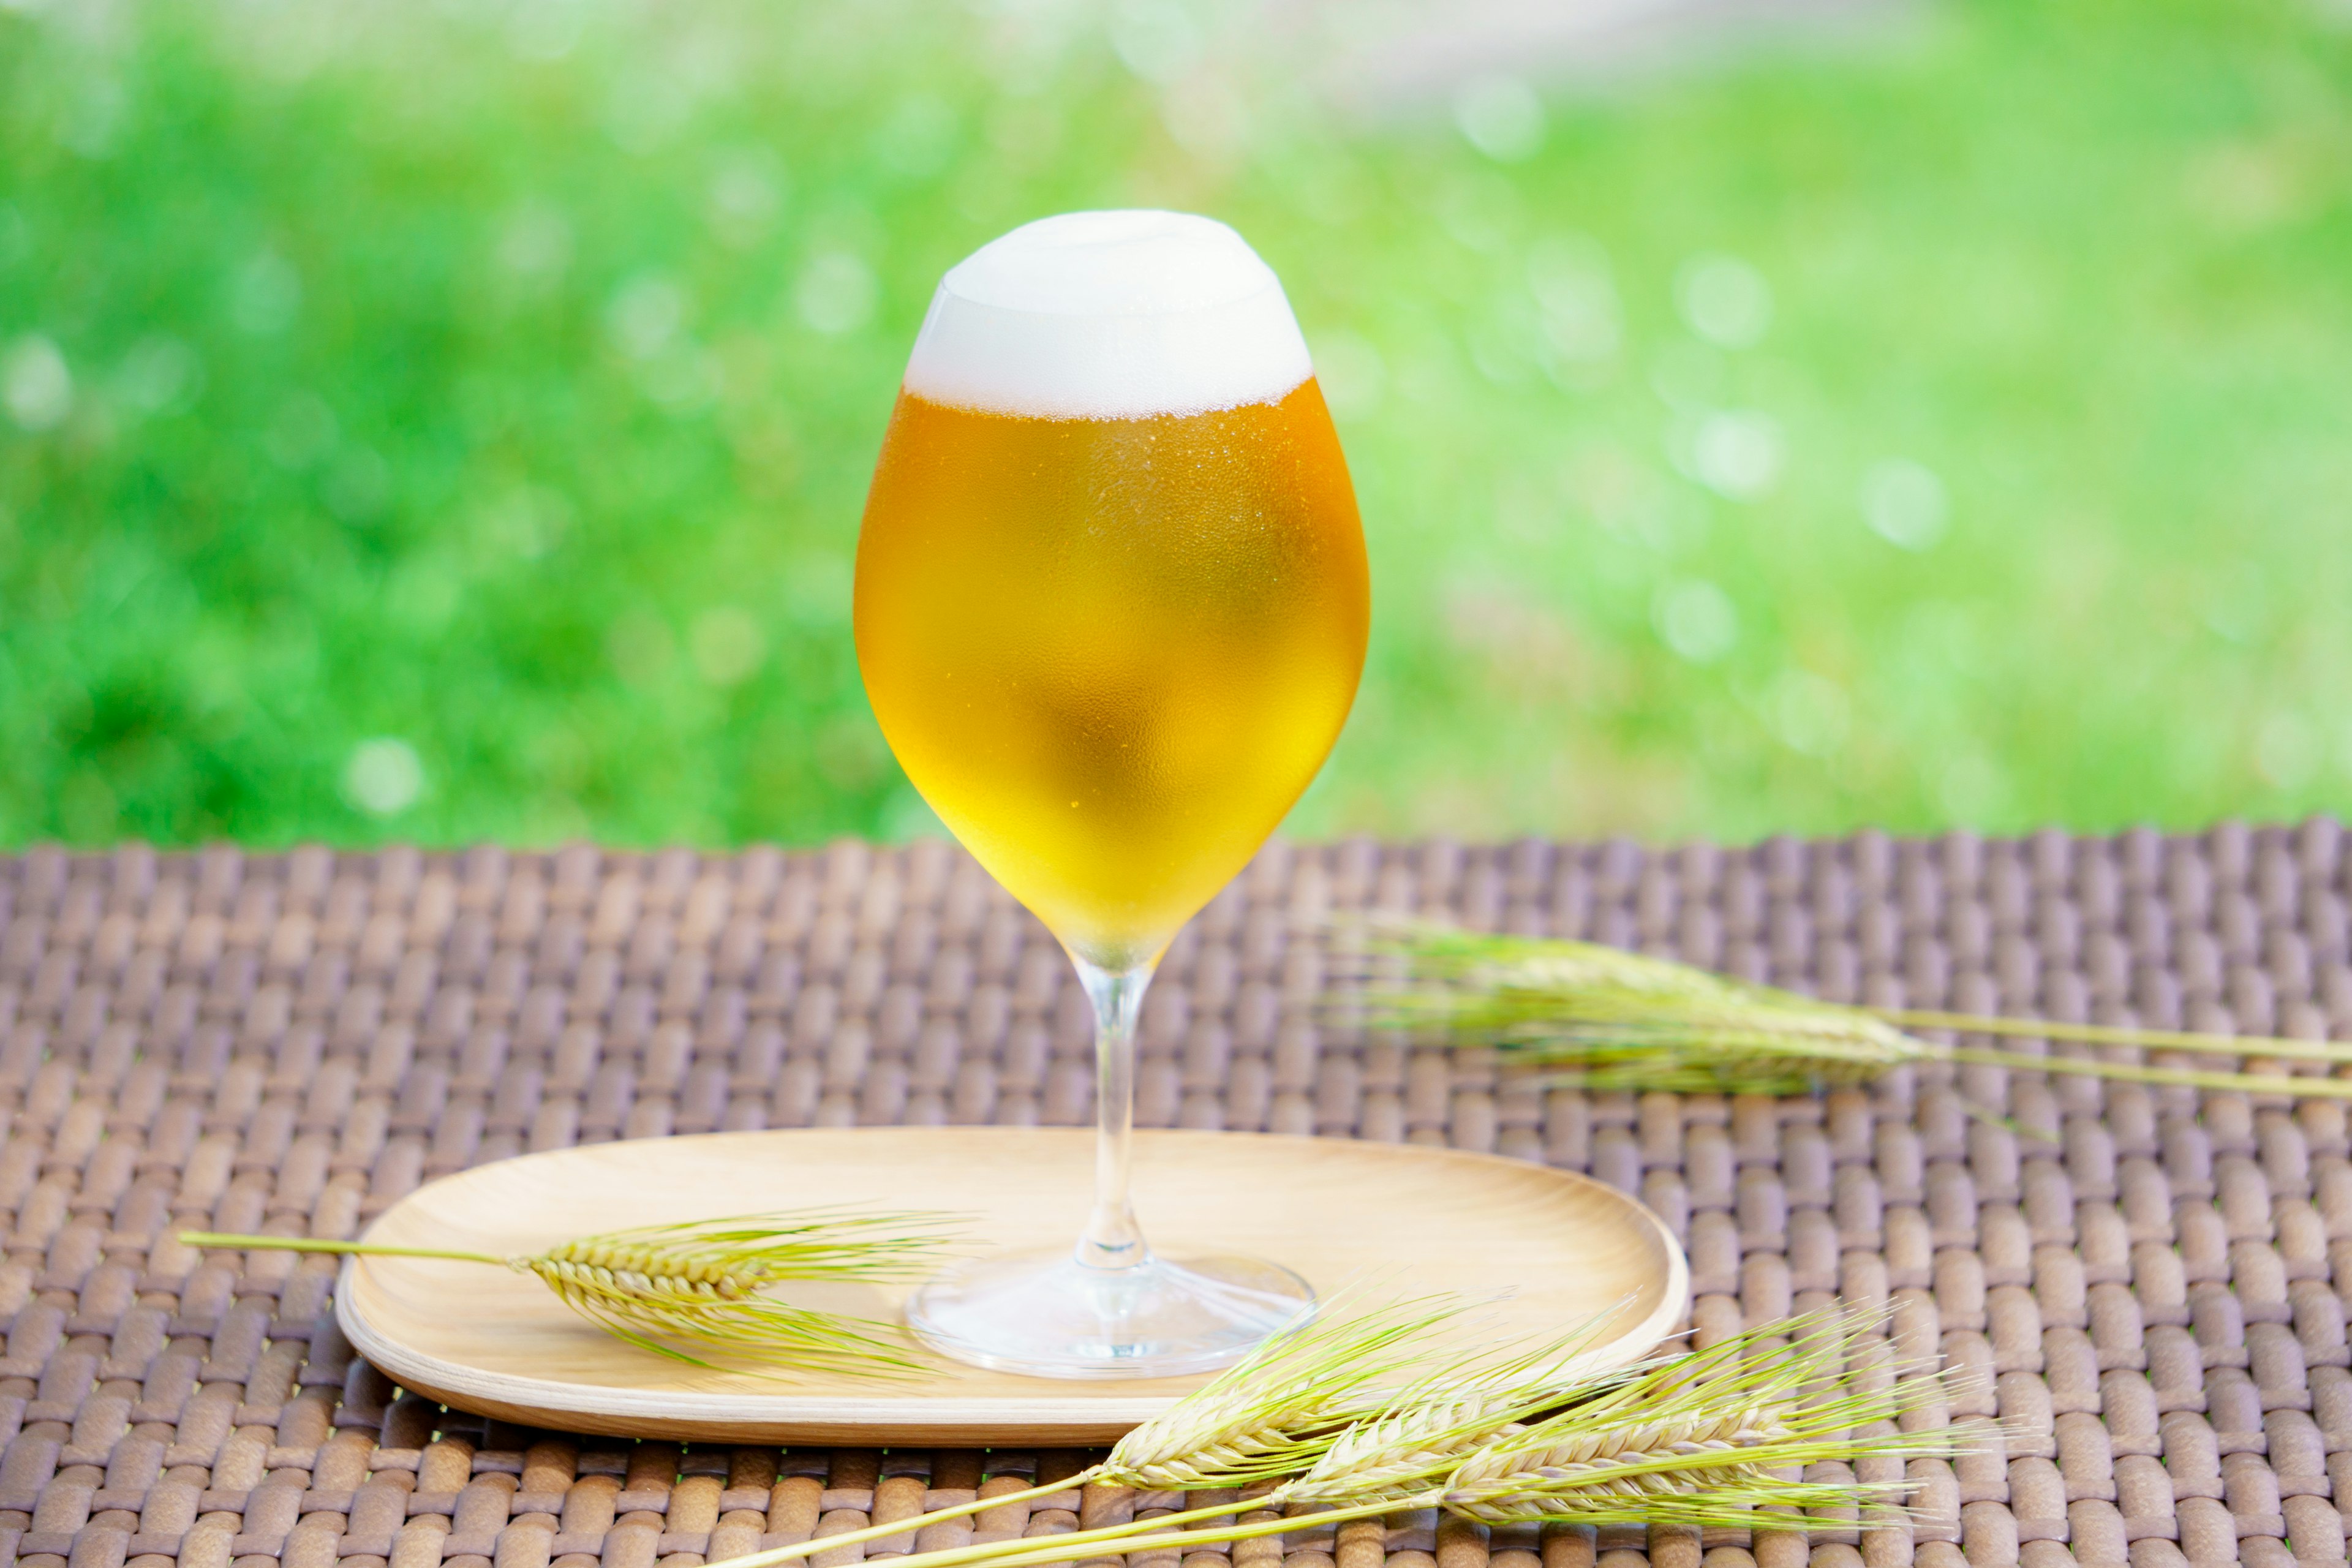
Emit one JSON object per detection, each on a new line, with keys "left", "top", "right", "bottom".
{"left": 905, "top": 1248, "right": 1314, "bottom": 1379}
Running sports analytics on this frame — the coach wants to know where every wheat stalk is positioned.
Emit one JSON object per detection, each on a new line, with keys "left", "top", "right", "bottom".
{"left": 708, "top": 1292, "right": 1479, "bottom": 1568}
{"left": 707, "top": 1307, "right": 1967, "bottom": 1568}
{"left": 1102, "top": 1290, "right": 1468, "bottom": 1486}
{"left": 1269, "top": 1307, "right": 1642, "bottom": 1508}
{"left": 181, "top": 1209, "right": 958, "bottom": 1378}
{"left": 1430, "top": 1308, "right": 1954, "bottom": 1528}
{"left": 1346, "top": 922, "right": 2352, "bottom": 1099}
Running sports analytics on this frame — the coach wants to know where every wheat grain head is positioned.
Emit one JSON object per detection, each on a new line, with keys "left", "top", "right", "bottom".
{"left": 1277, "top": 1303, "right": 1648, "bottom": 1506}
{"left": 1341, "top": 924, "right": 1931, "bottom": 1094}
{"left": 1438, "top": 1306, "right": 1963, "bottom": 1528}
{"left": 1103, "top": 1293, "right": 1474, "bottom": 1489}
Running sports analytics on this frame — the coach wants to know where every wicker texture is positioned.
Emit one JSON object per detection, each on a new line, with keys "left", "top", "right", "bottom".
{"left": 2, "top": 824, "right": 2351, "bottom": 1568}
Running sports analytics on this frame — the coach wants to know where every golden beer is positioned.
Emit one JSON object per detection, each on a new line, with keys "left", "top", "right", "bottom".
{"left": 855, "top": 381, "right": 1368, "bottom": 967}
{"left": 869, "top": 209, "right": 1363, "bottom": 1377}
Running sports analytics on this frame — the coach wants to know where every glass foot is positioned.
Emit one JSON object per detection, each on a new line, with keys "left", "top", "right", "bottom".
{"left": 905, "top": 1249, "right": 1314, "bottom": 1379}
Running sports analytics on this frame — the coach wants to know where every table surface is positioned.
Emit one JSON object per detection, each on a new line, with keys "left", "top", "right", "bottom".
{"left": 1, "top": 823, "right": 2348, "bottom": 1568}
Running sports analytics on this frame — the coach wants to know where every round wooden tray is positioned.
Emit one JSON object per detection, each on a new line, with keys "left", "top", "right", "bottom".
{"left": 337, "top": 1127, "right": 1688, "bottom": 1443}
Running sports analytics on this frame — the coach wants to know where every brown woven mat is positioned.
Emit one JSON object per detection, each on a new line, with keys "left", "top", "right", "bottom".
{"left": 3, "top": 826, "right": 2350, "bottom": 1568}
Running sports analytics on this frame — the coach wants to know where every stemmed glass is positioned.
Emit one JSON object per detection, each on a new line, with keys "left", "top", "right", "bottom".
{"left": 853, "top": 210, "right": 1369, "bottom": 1377}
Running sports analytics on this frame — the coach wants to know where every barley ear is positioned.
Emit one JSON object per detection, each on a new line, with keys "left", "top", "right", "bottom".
{"left": 1106, "top": 1290, "right": 1474, "bottom": 1489}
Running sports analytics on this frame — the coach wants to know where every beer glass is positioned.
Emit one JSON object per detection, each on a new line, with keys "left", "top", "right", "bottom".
{"left": 855, "top": 210, "right": 1370, "bottom": 1377}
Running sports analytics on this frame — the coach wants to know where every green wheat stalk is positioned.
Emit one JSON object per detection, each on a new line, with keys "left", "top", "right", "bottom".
{"left": 703, "top": 1305, "right": 1965, "bottom": 1568}
{"left": 181, "top": 1209, "right": 960, "bottom": 1378}
{"left": 708, "top": 1291, "right": 1498, "bottom": 1568}
{"left": 1344, "top": 922, "right": 2352, "bottom": 1099}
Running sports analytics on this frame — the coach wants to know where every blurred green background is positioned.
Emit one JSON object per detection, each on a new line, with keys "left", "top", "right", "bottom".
{"left": 2, "top": 0, "right": 2350, "bottom": 851}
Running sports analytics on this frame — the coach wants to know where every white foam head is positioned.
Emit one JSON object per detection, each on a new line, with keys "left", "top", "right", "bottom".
{"left": 901, "top": 210, "right": 1313, "bottom": 420}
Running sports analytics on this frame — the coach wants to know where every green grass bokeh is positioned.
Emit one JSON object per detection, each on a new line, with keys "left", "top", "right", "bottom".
{"left": 3, "top": 0, "right": 2349, "bottom": 850}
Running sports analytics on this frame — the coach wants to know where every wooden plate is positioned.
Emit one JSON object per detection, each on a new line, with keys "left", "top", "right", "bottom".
{"left": 337, "top": 1128, "right": 1687, "bottom": 1443}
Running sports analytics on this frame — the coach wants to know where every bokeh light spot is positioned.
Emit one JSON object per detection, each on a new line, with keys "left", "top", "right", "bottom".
{"left": 1454, "top": 75, "right": 1545, "bottom": 163}
{"left": 1109, "top": 0, "right": 1204, "bottom": 85}
{"left": 2258, "top": 712, "right": 2319, "bottom": 789}
{"left": 1687, "top": 410, "right": 1783, "bottom": 500}
{"left": 1860, "top": 458, "right": 1950, "bottom": 551}
{"left": 497, "top": 201, "right": 575, "bottom": 281}
{"left": 1654, "top": 579, "right": 1738, "bottom": 663}
{"left": 1767, "top": 669, "right": 1850, "bottom": 756}
{"left": 1674, "top": 253, "right": 1773, "bottom": 349}
{"left": 606, "top": 275, "right": 689, "bottom": 360}
{"left": 2, "top": 336, "right": 72, "bottom": 431}
{"left": 796, "top": 252, "right": 877, "bottom": 336}
{"left": 691, "top": 606, "right": 767, "bottom": 686}
{"left": 231, "top": 251, "right": 302, "bottom": 334}
{"left": 707, "top": 151, "right": 786, "bottom": 247}
{"left": 115, "top": 336, "right": 201, "bottom": 416}
{"left": 344, "top": 739, "right": 424, "bottom": 817}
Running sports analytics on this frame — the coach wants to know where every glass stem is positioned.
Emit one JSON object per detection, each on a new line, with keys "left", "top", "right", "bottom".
{"left": 1071, "top": 956, "right": 1155, "bottom": 1272}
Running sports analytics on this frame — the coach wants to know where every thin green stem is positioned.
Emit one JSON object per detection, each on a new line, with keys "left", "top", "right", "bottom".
{"left": 1943, "top": 1046, "right": 2352, "bottom": 1099}
{"left": 707, "top": 1478, "right": 1095, "bottom": 1568}
{"left": 729, "top": 1494, "right": 1409, "bottom": 1568}
{"left": 178, "top": 1232, "right": 507, "bottom": 1267}
{"left": 1882, "top": 1008, "right": 2352, "bottom": 1065}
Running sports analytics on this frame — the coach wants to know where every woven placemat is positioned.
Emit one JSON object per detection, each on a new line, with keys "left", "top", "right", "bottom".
{"left": 1, "top": 824, "right": 2348, "bottom": 1568}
